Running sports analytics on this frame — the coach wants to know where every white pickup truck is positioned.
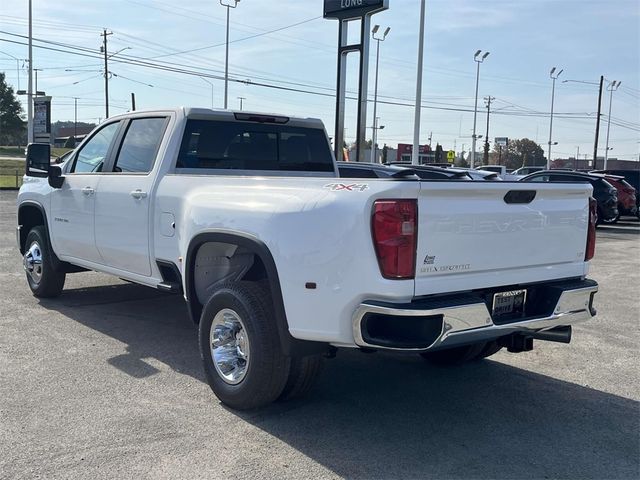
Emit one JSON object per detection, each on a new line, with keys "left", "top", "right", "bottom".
{"left": 17, "top": 108, "right": 598, "bottom": 409}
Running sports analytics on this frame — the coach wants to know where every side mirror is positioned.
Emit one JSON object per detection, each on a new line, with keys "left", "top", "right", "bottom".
{"left": 48, "top": 165, "right": 64, "bottom": 189}
{"left": 25, "top": 143, "right": 51, "bottom": 178}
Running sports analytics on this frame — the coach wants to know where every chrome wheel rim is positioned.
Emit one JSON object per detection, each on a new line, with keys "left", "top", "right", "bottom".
{"left": 23, "top": 241, "right": 43, "bottom": 285}
{"left": 210, "top": 308, "right": 250, "bottom": 385}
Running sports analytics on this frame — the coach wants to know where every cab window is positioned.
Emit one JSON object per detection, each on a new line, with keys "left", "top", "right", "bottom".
{"left": 71, "top": 121, "right": 121, "bottom": 173}
{"left": 112, "top": 117, "right": 168, "bottom": 173}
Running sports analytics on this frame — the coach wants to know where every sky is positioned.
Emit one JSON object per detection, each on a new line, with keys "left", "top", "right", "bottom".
{"left": 0, "top": 0, "right": 639, "bottom": 161}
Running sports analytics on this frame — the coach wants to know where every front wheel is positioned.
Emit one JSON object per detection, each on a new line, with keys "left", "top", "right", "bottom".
{"left": 198, "top": 281, "right": 290, "bottom": 410}
{"left": 23, "top": 226, "right": 65, "bottom": 298}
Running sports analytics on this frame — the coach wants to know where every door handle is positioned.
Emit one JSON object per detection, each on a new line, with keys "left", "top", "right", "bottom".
{"left": 81, "top": 186, "right": 95, "bottom": 195}
{"left": 130, "top": 189, "right": 148, "bottom": 199}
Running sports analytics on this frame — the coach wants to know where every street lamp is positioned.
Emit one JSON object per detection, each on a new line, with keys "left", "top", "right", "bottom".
{"left": 0, "top": 50, "right": 22, "bottom": 91}
{"left": 547, "top": 67, "right": 563, "bottom": 168}
{"left": 471, "top": 50, "right": 489, "bottom": 168}
{"left": 370, "top": 24, "right": 390, "bottom": 163}
{"left": 199, "top": 76, "right": 214, "bottom": 109}
{"left": 604, "top": 80, "right": 621, "bottom": 169}
{"left": 220, "top": 0, "right": 240, "bottom": 109}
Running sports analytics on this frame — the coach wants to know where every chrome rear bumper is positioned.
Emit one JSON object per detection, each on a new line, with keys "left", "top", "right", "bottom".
{"left": 352, "top": 280, "right": 598, "bottom": 351}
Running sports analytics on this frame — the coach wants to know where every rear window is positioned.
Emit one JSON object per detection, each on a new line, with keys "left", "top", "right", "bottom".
{"left": 176, "top": 119, "right": 334, "bottom": 172}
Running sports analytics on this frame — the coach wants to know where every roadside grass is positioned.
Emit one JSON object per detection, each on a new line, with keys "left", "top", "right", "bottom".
{"left": 0, "top": 146, "right": 71, "bottom": 159}
{"left": 0, "top": 175, "right": 23, "bottom": 188}
{"left": 0, "top": 146, "right": 25, "bottom": 157}
{"left": 0, "top": 159, "right": 24, "bottom": 175}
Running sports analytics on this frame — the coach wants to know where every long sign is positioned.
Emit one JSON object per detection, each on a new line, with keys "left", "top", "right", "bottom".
{"left": 323, "top": 0, "right": 389, "bottom": 20}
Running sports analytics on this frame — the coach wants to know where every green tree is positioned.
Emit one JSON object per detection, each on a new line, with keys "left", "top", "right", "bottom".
{"left": 0, "top": 72, "right": 25, "bottom": 146}
{"left": 492, "top": 138, "right": 544, "bottom": 169}
{"left": 64, "top": 135, "right": 76, "bottom": 148}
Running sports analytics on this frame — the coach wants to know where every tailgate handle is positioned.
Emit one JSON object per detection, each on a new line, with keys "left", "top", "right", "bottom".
{"left": 504, "top": 190, "right": 536, "bottom": 204}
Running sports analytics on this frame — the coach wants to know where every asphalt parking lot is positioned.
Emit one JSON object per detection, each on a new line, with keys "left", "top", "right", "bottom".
{"left": 1, "top": 190, "right": 638, "bottom": 480}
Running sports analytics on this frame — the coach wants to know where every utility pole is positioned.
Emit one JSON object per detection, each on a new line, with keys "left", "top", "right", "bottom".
{"left": 237, "top": 96, "right": 245, "bottom": 110}
{"left": 428, "top": 131, "right": 432, "bottom": 147}
{"left": 101, "top": 29, "right": 112, "bottom": 119}
{"left": 130, "top": 92, "right": 136, "bottom": 111}
{"left": 593, "top": 75, "right": 604, "bottom": 169}
{"left": 483, "top": 96, "right": 494, "bottom": 164}
{"left": 604, "top": 80, "right": 621, "bottom": 170}
{"left": 412, "top": 0, "right": 426, "bottom": 165}
{"left": 575, "top": 145, "right": 579, "bottom": 170}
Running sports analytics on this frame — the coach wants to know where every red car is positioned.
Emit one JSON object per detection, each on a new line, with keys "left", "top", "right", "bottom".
{"left": 602, "top": 175, "right": 637, "bottom": 223}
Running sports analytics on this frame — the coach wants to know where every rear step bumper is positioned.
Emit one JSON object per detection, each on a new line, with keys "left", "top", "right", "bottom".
{"left": 352, "top": 279, "right": 598, "bottom": 351}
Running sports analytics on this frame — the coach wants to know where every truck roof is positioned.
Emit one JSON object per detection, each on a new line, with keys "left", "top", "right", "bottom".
{"left": 106, "top": 107, "right": 326, "bottom": 129}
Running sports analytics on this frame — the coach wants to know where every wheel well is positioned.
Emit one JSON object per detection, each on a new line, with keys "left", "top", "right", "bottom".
{"left": 18, "top": 204, "right": 46, "bottom": 254}
{"left": 192, "top": 241, "right": 268, "bottom": 307}
{"left": 185, "top": 234, "right": 329, "bottom": 357}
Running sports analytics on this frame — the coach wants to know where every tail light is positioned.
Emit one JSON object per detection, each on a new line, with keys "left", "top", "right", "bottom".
{"left": 585, "top": 197, "right": 597, "bottom": 261}
{"left": 372, "top": 199, "right": 417, "bottom": 279}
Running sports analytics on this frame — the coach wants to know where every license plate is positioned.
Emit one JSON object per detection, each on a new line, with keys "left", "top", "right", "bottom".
{"left": 492, "top": 289, "right": 527, "bottom": 317}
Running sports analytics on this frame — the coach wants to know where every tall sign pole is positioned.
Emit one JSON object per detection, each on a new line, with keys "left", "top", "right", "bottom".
{"left": 27, "top": 0, "right": 33, "bottom": 144}
{"left": 324, "top": 0, "right": 389, "bottom": 162}
{"left": 412, "top": 0, "right": 425, "bottom": 165}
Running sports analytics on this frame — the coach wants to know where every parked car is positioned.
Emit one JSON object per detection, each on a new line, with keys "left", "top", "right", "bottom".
{"left": 457, "top": 167, "right": 503, "bottom": 181}
{"left": 383, "top": 162, "right": 471, "bottom": 180}
{"left": 337, "top": 162, "right": 419, "bottom": 179}
{"left": 592, "top": 169, "right": 640, "bottom": 219}
{"left": 511, "top": 166, "right": 545, "bottom": 177}
{"left": 600, "top": 175, "right": 636, "bottom": 222}
{"left": 520, "top": 170, "right": 618, "bottom": 224}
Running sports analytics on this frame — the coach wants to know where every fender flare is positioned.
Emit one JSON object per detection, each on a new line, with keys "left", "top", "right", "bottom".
{"left": 185, "top": 231, "right": 328, "bottom": 357}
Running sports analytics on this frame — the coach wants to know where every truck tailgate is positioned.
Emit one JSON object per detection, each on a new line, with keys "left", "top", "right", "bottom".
{"left": 414, "top": 182, "right": 591, "bottom": 296}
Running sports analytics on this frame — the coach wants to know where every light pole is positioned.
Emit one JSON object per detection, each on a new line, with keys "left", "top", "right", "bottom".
{"left": 237, "top": 96, "right": 245, "bottom": 110}
{"left": 370, "top": 25, "right": 390, "bottom": 163}
{"left": 371, "top": 118, "right": 385, "bottom": 162}
{"left": 471, "top": 50, "right": 489, "bottom": 168}
{"left": 412, "top": 0, "right": 426, "bottom": 165}
{"left": 547, "top": 67, "right": 563, "bottom": 169}
{"left": 73, "top": 97, "right": 79, "bottom": 140}
{"left": 604, "top": 80, "right": 621, "bottom": 169}
{"left": 199, "top": 76, "right": 214, "bottom": 109}
{"left": 0, "top": 51, "right": 22, "bottom": 91}
{"left": 220, "top": 0, "right": 240, "bottom": 109}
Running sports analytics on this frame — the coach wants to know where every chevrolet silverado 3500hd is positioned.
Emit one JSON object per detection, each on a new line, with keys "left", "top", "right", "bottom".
{"left": 17, "top": 108, "right": 598, "bottom": 409}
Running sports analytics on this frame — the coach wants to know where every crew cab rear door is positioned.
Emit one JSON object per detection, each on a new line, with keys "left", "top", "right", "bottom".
{"left": 94, "top": 116, "right": 169, "bottom": 276}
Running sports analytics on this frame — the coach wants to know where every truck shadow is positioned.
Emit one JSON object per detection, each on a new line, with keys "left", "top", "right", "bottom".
{"left": 40, "top": 281, "right": 639, "bottom": 480}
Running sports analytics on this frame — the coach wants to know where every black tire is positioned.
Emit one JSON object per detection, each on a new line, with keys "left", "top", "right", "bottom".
{"left": 420, "top": 342, "right": 487, "bottom": 366}
{"left": 198, "top": 281, "right": 290, "bottom": 410}
{"left": 278, "top": 355, "right": 324, "bottom": 402}
{"left": 475, "top": 340, "right": 503, "bottom": 360}
{"left": 23, "top": 226, "right": 65, "bottom": 298}
{"left": 601, "top": 210, "right": 620, "bottom": 224}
